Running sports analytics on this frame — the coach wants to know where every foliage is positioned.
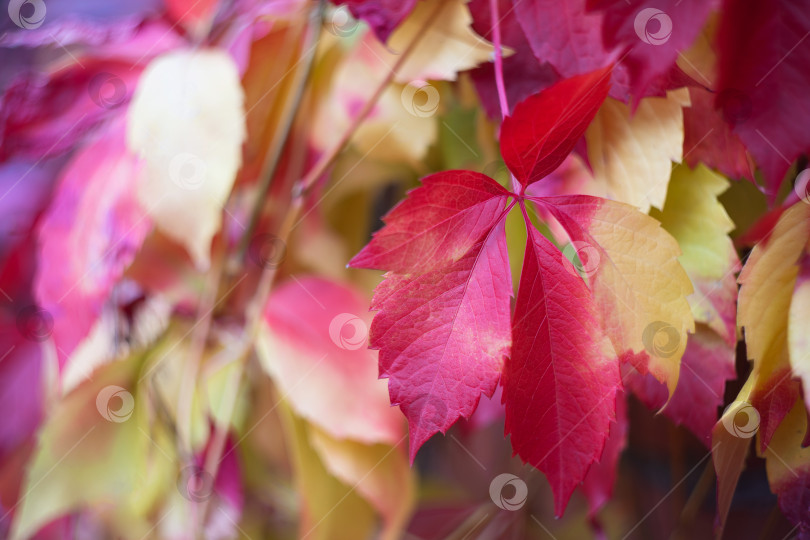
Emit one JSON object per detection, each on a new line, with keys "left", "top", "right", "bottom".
{"left": 1, "top": 0, "right": 810, "bottom": 538}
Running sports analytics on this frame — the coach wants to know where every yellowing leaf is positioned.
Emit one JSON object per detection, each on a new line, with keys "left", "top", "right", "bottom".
{"left": 127, "top": 48, "right": 246, "bottom": 270}
{"left": 789, "top": 249, "right": 810, "bottom": 407}
{"left": 11, "top": 356, "right": 175, "bottom": 540}
{"left": 711, "top": 377, "right": 755, "bottom": 536}
{"left": 258, "top": 277, "right": 403, "bottom": 445}
{"left": 385, "top": 0, "right": 495, "bottom": 83}
{"left": 738, "top": 202, "right": 810, "bottom": 449}
{"left": 651, "top": 164, "right": 740, "bottom": 344}
{"left": 585, "top": 89, "right": 689, "bottom": 212}
{"left": 309, "top": 426, "right": 413, "bottom": 540}
{"left": 543, "top": 196, "right": 695, "bottom": 396}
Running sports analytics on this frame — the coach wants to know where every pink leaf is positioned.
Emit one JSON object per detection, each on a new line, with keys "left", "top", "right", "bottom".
{"left": 500, "top": 66, "right": 612, "bottom": 187}
{"left": 369, "top": 220, "right": 512, "bottom": 462}
{"left": 514, "top": 0, "right": 611, "bottom": 80}
{"left": 261, "top": 277, "right": 403, "bottom": 445}
{"left": 34, "top": 121, "right": 150, "bottom": 365}
{"left": 503, "top": 224, "right": 619, "bottom": 516}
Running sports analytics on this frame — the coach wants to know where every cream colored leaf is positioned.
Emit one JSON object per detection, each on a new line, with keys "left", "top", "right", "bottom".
{"left": 383, "top": 0, "right": 495, "bottom": 83}
{"left": 127, "top": 48, "right": 246, "bottom": 270}
{"left": 585, "top": 89, "right": 689, "bottom": 212}
{"left": 739, "top": 203, "right": 810, "bottom": 378}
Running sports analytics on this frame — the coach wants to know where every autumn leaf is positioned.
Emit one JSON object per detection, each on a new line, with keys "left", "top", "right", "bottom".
{"left": 538, "top": 195, "right": 695, "bottom": 396}
{"left": 34, "top": 120, "right": 150, "bottom": 365}
{"left": 126, "top": 48, "right": 246, "bottom": 271}
{"left": 714, "top": 0, "right": 810, "bottom": 195}
{"left": 500, "top": 66, "right": 612, "bottom": 186}
{"left": 351, "top": 66, "right": 694, "bottom": 516}
{"left": 738, "top": 202, "right": 809, "bottom": 449}
{"left": 651, "top": 164, "right": 740, "bottom": 345}
{"left": 258, "top": 277, "right": 403, "bottom": 445}
{"left": 584, "top": 89, "right": 689, "bottom": 212}
{"left": 504, "top": 224, "right": 619, "bottom": 516}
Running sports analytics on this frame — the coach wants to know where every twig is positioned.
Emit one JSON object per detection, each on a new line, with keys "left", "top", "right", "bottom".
{"left": 236, "top": 1, "right": 325, "bottom": 266}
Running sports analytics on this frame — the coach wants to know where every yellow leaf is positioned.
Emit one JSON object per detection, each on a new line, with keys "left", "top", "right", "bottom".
{"left": 385, "top": 0, "right": 495, "bottom": 83}
{"left": 736, "top": 203, "right": 809, "bottom": 454}
{"left": 127, "top": 48, "right": 246, "bottom": 270}
{"left": 788, "top": 246, "right": 810, "bottom": 405}
{"left": 278, "top": 401, "right": 377, "bottom": 540}
{"left": 739, "top": 203, "right": 810, "bottom": 381}
{"left": 651, "top": 164, "right": 740, "bottom": 344}
{"left": 309, "top": 426, "right": 414, "bottom": 540}
{"left": 585, "top": 89, "right": 689, "bottom": 212}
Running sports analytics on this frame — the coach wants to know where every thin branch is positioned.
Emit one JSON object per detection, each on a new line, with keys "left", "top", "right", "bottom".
{"left": 236, "top": 1, "right": 325, "bottom": 265}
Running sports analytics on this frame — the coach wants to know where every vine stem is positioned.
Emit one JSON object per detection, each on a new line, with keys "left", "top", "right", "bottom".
{"left": 488, "top": 0, "right": 522, "bottom": 195}
{"left": 197, "top": 0, "right": 448, "bottom": 526}
{"left": 297, "top": 0, "right": 447, "bottom": 197}
{"left": 236, "top": 1, "right": 324, "bottom": 266}
{"left": 489, "top": 0, "right": 509, "bottom": 121}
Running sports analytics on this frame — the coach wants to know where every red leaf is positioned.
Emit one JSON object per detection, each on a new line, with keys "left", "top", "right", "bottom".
{"left": 588, "top": 0, "right": 714, "bottom": 97}
{"left": 581, "top": 392, "right": 628, "bottom": 517}
{"left": 350, "top": 171, "right": 510, "bottom": 274}
{"left": 503, "top": 224, "right": 619, "bottom": 516}
{"left": 683, "top": 87, "right": 754, "bottom": 182}
{"left": 624, "top": 326, "right": 736, "bottom": 446}
{"left": 500, "top": 66, "right": 612, "bottom": 187}
{"left": 715, "top": 0, "right": 810, "bottom": 195}
{"left": 513, "top": 0, "right": 610, "bottom": 80}
{"left": 368, "top": 220, "right": 512, "bottom": 462}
